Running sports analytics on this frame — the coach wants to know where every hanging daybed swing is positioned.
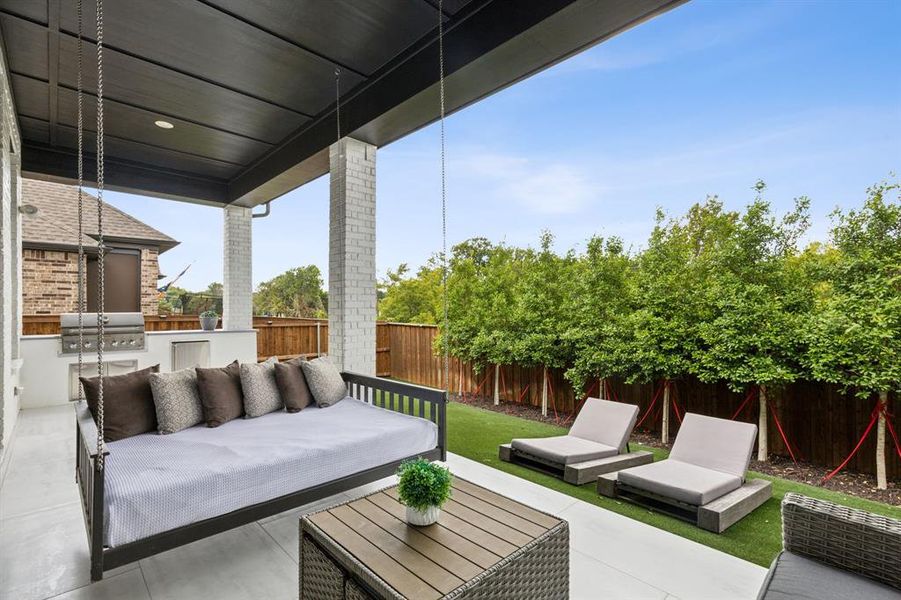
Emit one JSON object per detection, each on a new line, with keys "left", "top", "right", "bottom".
{"left": 73, "top": 0, "right": 450, "bottom": 581}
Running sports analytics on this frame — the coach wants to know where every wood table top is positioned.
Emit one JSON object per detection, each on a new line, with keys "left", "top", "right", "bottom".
{"left": 305, "top": 477, "right": 564, "bottom": 600}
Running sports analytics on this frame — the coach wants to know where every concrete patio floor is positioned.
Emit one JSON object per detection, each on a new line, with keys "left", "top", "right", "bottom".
{"left": 0, "top": 405, "right": 767, "bottom": 600}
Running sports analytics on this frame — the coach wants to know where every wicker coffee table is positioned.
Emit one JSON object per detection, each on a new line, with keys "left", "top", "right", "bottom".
{"left": 299, "top": 477, "right": 569, "bottom": 599}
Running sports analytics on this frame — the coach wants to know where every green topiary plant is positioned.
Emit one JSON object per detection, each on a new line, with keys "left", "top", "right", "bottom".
{"left": 396, "top": 458, "right": 452, "bottom": 512}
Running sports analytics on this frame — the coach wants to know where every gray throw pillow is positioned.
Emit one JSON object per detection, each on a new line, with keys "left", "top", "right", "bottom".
{"left": 300, "top": 357, "right": 347, "bottom": 408}
{"left": 149, "top": 368, "right": 203, "bottom": 434}
{"left": 240, "top": 357, "right": 282, "bottom": 418}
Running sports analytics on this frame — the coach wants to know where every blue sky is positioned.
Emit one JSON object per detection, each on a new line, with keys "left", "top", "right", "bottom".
{"left": 103, "top": 0, "right": 901, "bottom": 291}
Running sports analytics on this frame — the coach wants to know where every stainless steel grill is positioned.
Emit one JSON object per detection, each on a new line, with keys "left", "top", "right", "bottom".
{"left": 60, "top": 312, "right": 146, "bottom": 354}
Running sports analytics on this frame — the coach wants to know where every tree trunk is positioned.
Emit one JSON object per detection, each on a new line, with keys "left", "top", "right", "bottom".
{"left": 600, "top": 377, "right": 607, "bottom": 400}
{"left": 661, "top": 381, "right": 670, "bottom": 445}
{"left": 541, "top": 367, "right": 548, "bottom": 417}
{"left": 493, "top": 364, "right": 500, "bottom": 406}
{"left": 877, "top": 390, "right": 887, "bottom": 490}
{"left": 758, "top": 385, "right": 768, "bottom": 462}
{"left": 458, "top": 363, "right": 464, "bottom": 397}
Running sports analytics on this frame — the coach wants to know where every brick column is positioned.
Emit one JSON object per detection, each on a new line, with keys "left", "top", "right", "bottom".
{"left": 222, "top": 205, "right": 252, "bottom": 330}
{"left": 329, "top": 138, "right": 376, "bottom": 375}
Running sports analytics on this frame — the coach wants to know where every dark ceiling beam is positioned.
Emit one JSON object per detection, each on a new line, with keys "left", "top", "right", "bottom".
{"left": 228, "top": 0, "right": 576, "bottom": 203}
{"left": 194, "top": 0, "right": 368, "bottom": 79}
{"left": 46, "top": 0, "right": 60, "bottom": 145}
{"left": 21, "top": 142, "right": 230, "bottom": 205}
{"left": 0, "top": 9, "right": 314, "bottom": 119}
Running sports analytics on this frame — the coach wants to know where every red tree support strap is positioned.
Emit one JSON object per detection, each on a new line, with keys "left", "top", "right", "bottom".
{"left": 765, "top": 396, "right": 798, "bottom": 464}
{"left": 499, "top": 367, "right": 508, "bottom": 402}
{"left": 671, "top": 384, "right": 683, "bottom": 425}
{"left": 731, "top": 387, "right": 756, "bottom": 421}
{"left": 474, "top": 371, "right": 490, "bottom": 396}
{"left": 547, "top": 374, "right": 558, "bottom": 421}
{"left": 562, "top": 380, "right": 598, "bottom": 425}
{"left": 518, "top": 383, "right": 530, "bottom": 403}
{"left": 635, "top": 380, "right": 665, "bottom": 429}
{"left": 821, "top": 402, "right": 880, "bottom": 485}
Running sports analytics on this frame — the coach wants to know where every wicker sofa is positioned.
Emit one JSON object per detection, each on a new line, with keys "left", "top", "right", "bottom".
{"left": 758, "top": 493, "right": 901, "bottom": 599}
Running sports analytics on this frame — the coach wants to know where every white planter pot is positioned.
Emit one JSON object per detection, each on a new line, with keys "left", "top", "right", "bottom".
{"left": 406, "top": 505, "right": 440, "bottom": 526}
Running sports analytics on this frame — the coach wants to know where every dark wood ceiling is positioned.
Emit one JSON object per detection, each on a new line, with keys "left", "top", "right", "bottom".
{"left": 0, "top": 0, "right": 685, "bottom": 206}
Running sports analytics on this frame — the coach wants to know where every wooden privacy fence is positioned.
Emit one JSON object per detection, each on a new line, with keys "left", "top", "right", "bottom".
{"left": 22, "top": 315, "right": 899, "bottom": 478}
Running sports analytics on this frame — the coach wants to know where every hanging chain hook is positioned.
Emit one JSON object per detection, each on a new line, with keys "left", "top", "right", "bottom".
{"left": 335, "top": 67, "right": 341, "bottom": 142}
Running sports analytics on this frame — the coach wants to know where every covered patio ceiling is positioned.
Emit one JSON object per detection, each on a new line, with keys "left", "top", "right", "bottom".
{"left": 0, "top": 0, "right": 684, "bottom": 206}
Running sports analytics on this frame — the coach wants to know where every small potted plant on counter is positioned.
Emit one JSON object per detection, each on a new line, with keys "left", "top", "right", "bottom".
{"left": 199, "top": 310, "right": 219, "bottom": 331}
{"left": 396, "top": 458, "right": 452, "bottom": 526}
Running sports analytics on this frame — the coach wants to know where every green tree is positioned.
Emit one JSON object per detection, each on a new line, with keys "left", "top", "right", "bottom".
{"left": 508, "top": 231, "right": 578, "bottom": 415}
{"left": 565, "top": 235, "right": 635, "bottom": 397}
{"left": 378, "top": 260, "right": 442, "bottom": 324}
{"left": 254, "top": 266, "right": 327, "bottom": 318}
{"left": 693, "top": 182, "right": 812, "bottom": 460}
{"left": 621, "top": 199, "right": 737, "bottom": 442}
{"left": 805, "top": 181, "right": 901, "bottom": 489}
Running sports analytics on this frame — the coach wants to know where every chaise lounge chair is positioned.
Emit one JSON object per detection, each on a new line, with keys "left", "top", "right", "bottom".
{"left": 598, "top": 413, "right": 772, "bottom": 533}
{"left": 499, "top": 398, "right": 653, "bottom": 485}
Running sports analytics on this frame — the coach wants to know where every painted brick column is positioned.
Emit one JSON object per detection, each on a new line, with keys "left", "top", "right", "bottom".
{"left": 222, "top": 205, "right": 252, "bottom": 331}
{"left": 329, "top": 138, "right": 376, "bottom": 375}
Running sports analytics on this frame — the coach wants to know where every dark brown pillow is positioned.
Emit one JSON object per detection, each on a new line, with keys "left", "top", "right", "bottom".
{"left": 196, "top": 360, "right": 244, "bottom": 427}
{"left": 80, "top": 364, "right": 160, "bottom": 442}
{"left": 274, "top": 357, "right": 313, "bottom": 413}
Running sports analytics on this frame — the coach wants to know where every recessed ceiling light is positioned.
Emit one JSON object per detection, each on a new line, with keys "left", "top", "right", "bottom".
{"left": 154, "top": 120, "right": 174, "bottom": 129}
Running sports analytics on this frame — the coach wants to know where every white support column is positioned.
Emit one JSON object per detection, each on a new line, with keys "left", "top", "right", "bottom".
{"left": 329, "top": 137, "right": 376, "bottom": 375}
{"left": 222, "top": 205, "right": 253, "bottom": 331}
{"left": 0, "top": 130, "right": 13, "bottom": 455}
{"left": 10, "top": 153, "right": 20, "bottom": 359}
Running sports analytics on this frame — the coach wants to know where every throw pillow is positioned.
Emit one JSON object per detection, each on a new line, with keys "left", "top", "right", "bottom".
{"left": 274, "top": 357, "right": 313, "bottom": 412}
{"left": 150, "top": 368, "right": 203, "bottom": 434}
{"left": 300, "top": 356, "right": 347, "bottom": 408}
{"left": 80, "top": 364, "right": 160, "bottom": 442}
{"left": 240, "top": 357, "right": 282, "bottom": 418}
{"left": 196, "top": 360, "right": 244, "bottom": 427}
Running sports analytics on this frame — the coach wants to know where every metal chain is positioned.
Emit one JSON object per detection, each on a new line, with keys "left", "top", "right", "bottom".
{"left": 76, "top": 0, "right": 84, "bottom": 401}
{"left": 335, "top": 67, "right": 341, "bottom": 142}
{"left": 438, "top": 0, "right": 449, "bottom": 397}
{"left": 95, "top": 0, "right": 106, "bottom": 468}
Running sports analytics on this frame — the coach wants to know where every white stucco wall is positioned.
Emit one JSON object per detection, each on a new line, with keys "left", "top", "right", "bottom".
{"left": 19, "top": 329, "right": 257, "bottom": 409}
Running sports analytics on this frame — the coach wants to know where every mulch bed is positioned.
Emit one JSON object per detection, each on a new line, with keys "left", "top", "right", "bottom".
{"left": 454, "top": 393, "right": 901, "bottom": 506}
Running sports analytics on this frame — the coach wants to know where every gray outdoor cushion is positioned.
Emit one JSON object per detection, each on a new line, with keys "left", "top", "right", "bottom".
{"left": 670, "top": 413, "right": 757, "bottom": 479}
{"left": 569, "top": 398, "right": 639, "bottom": 452}
{"left": 240, "top": 357, "right": 282, "bottom": 418}
{"left": 758, "top": 551, "right": 900, "bottom": 600}
{"left": 618, "top": 459, "right": 742, "bottom": 505}
{"left": 149, "top": 368, "right": 204, "bottom": 434}
{"left": 511, "top": 435, "right": 618, "bottom": 465}
{"left": 300, "top": 356, "right": 347, "bottom": 408}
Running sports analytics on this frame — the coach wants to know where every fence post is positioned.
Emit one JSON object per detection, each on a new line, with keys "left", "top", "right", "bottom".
{"left": 316, "top": 321, "right": 321, "bottom": 357}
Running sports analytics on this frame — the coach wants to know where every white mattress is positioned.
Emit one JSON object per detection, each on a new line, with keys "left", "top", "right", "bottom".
{"left": 103, "top": 397, "right": 438, "bottom": 547}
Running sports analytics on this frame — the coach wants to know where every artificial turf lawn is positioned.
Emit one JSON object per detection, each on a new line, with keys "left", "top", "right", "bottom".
{"left": 445, "top": 401, "right": 901, "bottom": 567}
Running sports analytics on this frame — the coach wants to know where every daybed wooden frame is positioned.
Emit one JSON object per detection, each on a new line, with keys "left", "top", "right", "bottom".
{"left": 499, "top": 442, "right": 653, "bottom": 485}
{"left": 75, "top": 371, "right": 447, "bottom": 581}
{"left": 597, "top": 471, "right": 771, "bottom": 533}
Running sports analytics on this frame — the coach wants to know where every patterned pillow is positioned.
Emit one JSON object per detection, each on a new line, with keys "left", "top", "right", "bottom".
{"left": 149, "top": 368, "right": 203, "bottom": 434}
{"left": 240, "top": 357, "right": 282, "bottom": 418}
{"left": 300, "top": 356, "right": 347, "bottom": 408}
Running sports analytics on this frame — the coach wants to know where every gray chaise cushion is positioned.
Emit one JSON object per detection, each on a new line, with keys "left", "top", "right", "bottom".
{"left": 511, "top": 436, "right": 618, "bottom": 465}
{"left": 758, "top": 551, "right": 900, "bottom": 600}
{"left": 301, "top": 356, "right": 347, "bottom": 408}
{"left": 569, "top": 398, "right": 639, "bottom": 452}
{"left": 240, "top": 357, "right": 282, "bottom": 417}
{"left": 149, "top": 368, "right": 203, "bottom": 434}
{"left": 618, "top": 459, "right": 742, "bottom": 505}
{"left": 670, "top": 413, "right": 757, "bottom": 479}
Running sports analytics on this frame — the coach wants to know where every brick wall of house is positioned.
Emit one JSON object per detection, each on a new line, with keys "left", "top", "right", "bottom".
{"left": 23, "top": 247, "right": 161, "bottom": 315}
